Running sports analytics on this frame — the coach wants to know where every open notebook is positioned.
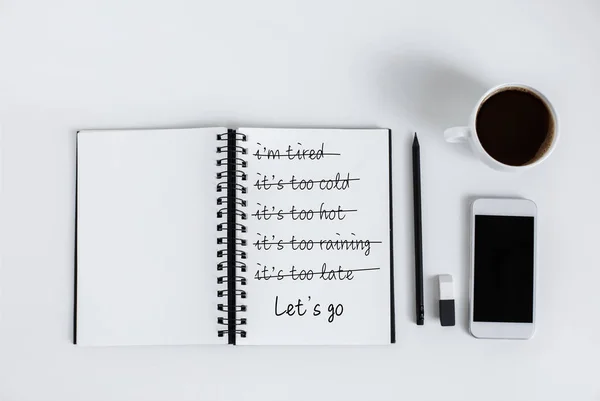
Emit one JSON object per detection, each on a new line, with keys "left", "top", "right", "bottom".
{"left": 75, "top": 127, "right": 395, "bottom": 346}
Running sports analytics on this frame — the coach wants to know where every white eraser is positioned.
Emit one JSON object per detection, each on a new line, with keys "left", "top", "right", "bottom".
{"left": 438, "top": 274, "right": 456, "bottom": 326}
{"left": 439, "top": 274, "right": 454, "bottom": 300}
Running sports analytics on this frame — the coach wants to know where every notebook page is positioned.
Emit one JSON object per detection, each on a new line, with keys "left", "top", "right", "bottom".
{"left": 76, "top": 128, "right": 224, "bottom": 346}
{"left": 239, "top": 128, "right": 393, "bottom": 345}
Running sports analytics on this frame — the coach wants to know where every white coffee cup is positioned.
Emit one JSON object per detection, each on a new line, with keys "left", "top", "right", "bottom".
{"left": 444, "top": 83, "right": 558, "bottom": 172}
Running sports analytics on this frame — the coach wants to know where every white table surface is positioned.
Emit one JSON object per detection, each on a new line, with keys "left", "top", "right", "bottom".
{"left": 1, "top": 1, "right": 599, "bottom": 400}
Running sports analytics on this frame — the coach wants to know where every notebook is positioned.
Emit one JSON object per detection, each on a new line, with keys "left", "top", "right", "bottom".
{"left": 75, "top": 127, "right": 395, "bottom": 346}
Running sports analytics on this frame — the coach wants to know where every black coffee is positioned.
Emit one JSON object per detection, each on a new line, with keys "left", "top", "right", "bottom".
{"left": 475, "top": 89, "right": 553, "bottom": 166}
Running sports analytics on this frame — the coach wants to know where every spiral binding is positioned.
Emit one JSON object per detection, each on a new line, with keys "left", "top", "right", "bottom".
{"left": 216, "top": 129, "right": 248, "bottom": 343}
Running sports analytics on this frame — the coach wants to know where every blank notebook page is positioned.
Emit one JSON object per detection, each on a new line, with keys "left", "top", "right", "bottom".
{"left": 76, "top": 128, "right": 224, "bottom": 346}
{"left": 239, "top": 128, "right": 392, "bottom": 345}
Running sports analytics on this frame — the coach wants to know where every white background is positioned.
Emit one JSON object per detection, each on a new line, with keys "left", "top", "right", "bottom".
{"left": 1, "top": 0, "right": 599, "bottom": 400}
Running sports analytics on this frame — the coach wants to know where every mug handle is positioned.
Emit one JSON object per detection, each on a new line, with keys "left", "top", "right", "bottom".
{"left": 444, "top": 127, "right": 471, "bottom": 143}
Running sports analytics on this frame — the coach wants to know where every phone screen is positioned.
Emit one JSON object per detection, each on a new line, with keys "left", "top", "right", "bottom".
{"left": 474, "top": 215, "right": 534, "bottom": 323}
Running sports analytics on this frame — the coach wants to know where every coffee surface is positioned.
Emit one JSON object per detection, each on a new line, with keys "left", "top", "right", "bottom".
{"left": 476, "top": 89, "right": 552, "bottom": 166}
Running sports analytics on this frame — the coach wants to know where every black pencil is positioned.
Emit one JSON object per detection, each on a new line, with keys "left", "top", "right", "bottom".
{"left": 413, "top": 133, "right": 425, "bottom": 325}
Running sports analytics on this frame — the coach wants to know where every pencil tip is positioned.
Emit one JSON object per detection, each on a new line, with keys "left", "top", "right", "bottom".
{"left": 413, "top": 132, "right": 419, "bottom": 144}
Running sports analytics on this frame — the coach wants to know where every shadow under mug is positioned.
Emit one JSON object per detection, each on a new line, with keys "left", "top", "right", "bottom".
{"left": 444, "top": 83, "right": 558, "bottom": 172}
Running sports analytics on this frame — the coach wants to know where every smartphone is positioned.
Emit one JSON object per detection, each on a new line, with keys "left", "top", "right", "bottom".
{"left": 469, "top": 198, "right": 537, "bottom": 339}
